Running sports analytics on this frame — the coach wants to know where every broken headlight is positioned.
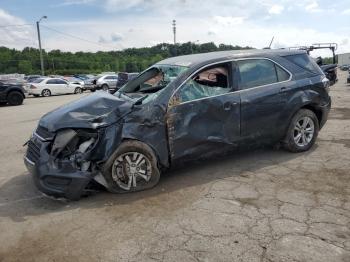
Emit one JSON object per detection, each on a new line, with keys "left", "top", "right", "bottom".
{"left": 50, "top": 129, "right": 98, "bottom": 171}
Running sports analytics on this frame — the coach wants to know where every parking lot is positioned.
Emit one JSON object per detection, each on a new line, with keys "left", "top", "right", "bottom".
{"left": 0, "top": 72, "right": 349, "bottom": 261}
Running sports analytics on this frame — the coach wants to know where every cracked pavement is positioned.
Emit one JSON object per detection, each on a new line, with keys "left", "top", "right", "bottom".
{"left": 0, "top": 71, "right": 349, "bottom": 262}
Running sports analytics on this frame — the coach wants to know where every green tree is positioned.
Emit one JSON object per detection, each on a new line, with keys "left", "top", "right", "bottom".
{"left": 0, "top": 42, "right": 253, "bottom": 75}
{"left": 18, "top": 60, "right": 32, "bottom": 74}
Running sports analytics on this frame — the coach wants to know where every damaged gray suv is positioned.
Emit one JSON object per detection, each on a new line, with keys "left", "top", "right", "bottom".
{"left": 24, "top": 49, "right": 331, "bottom": 200}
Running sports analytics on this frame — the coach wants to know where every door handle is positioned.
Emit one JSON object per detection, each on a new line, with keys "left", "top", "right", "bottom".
{"left": 223, "top": 102, "right": 231, "bottom": 110}
{"left": 280, "top": 87, "right": 287, "bottom": 93}
{"left": 223, "top": 101, "right": 238, "bottom": 110}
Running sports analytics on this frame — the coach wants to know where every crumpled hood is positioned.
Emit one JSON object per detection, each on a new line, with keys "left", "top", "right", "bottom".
{"left": 39, "top": 92, "right": 133, "bottom": 132}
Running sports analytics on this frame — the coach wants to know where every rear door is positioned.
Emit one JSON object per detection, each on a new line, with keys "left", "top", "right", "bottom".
{"left": 236, "top": 58, "right": 292, "bottom": 140}
{"left": 105, "top": 75, "right": 118, "bottom": 88}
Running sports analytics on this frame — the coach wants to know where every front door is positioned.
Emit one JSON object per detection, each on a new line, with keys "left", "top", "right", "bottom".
{"left": 56, "top": 79, "right": 71, "bottom": 94}
{"left": 167, "top": 62, "right": 240, "bottom": 163}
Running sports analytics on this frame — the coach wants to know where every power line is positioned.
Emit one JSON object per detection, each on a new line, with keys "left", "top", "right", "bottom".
{"left": 0, "top": 24, "right": 33, "bottom": 28}
{"left": 40, "top": 25, "right": 122, "bottom": 50}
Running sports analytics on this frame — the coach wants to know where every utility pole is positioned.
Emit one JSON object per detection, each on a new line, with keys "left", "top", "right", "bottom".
{"left": 36, "top": 16, "right": 47, "bottom": 76}
{"left": 191, "top": 40, "right": 199, "bottom": 54}
{"left": 51, "top": 58, "right": 55, "bottom": 74}
{"left": 172, "top": 20, "right": 176, "bottom": 45}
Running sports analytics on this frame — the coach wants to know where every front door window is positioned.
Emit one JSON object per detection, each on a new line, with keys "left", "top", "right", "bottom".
{"left": 176, "top": 66, "right": 230, "bottom": 103}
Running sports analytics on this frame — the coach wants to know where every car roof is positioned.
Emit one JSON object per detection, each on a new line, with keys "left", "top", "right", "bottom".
{"left": 156, "top": 49, "right": 306, "bottom": 67}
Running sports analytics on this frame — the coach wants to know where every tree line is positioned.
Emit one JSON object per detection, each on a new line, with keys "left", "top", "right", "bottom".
{"left": 0, "top": 42, "right": 252, "bottom": 75}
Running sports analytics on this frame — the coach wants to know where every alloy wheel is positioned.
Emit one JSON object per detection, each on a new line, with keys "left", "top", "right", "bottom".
{"left": 293, "top": 116, "right": 315, "bottom": 147}
{"left": 111, "top": 152, "right": 152, "bottom": 191}
{"left": 42, "top": 90, "right": 51, "bottom": 97}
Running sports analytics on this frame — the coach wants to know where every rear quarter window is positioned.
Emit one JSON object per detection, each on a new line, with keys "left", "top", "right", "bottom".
{"left": 284, "top": 54, "right": 323, "bottom": 75}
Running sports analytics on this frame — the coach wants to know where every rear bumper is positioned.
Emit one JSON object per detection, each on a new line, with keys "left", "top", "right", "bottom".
{"left": 319, "top": 99, "right": 331, "bottom": 129}
{"left": 28, "top": 89, "right": 42, "bottom": 95}
{"left": 24, "top": 136, "right": 94, "bottom": 200}
{"left": 82, "top": 84, "right": 96, "bottom": 90}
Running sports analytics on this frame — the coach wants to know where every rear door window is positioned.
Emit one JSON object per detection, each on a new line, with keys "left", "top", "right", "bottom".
{"left": 237, "top": 59, "right": 290, "bottom": 89}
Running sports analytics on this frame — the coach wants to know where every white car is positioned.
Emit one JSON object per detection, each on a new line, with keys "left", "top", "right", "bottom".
{"left": 27, "top": 78, "right": 83, "bottom": 97}
{"left": 64, "top": 77, "right": 85, "bottom": 87}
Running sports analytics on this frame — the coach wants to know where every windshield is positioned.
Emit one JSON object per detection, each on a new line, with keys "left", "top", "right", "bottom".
{"left": 115, "top": 65, "right": 188, "bottom": 104}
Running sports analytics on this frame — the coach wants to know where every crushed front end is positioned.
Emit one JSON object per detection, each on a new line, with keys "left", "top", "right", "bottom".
{"left": 24, "top": 125, "right": 105, "bottom": 200}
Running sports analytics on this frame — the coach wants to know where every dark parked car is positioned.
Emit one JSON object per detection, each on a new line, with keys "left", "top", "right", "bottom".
{"left": 0, "top": 80, "right": 26, "bottom": 106}
{"left": 24, "top": 49, "right": 331, "bottom": 200}
{"left": 116, "top": 72, "right": 139, "bottom": 89}
{"left": 339, "top": 64, "right": 350, "bottom": 71}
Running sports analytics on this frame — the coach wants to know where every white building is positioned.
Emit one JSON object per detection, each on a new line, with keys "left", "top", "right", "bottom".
{"left": 338, "top": 53, "right": 350, "bottom": 66}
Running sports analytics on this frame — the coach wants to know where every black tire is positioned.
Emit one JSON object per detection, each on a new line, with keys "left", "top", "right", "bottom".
{"left": 74, "top": 87, "right": 83, "bottom": 94}
{"left": 101, "top": 84, "right": 109, "bottom": 92}
{"left": 7, "top": 91, "right": 24, "bottom": 106}
{"left": 41, "top": 89, "right": 51, "bottom": 97}
{"left": 102, "top": 140, "right": 160, "bottom": 193}
{"left": 90, "top": 89, "right": 96, "bottom": 92}
{"left": 283, "top": 109, "right": 319, "bottom": 153}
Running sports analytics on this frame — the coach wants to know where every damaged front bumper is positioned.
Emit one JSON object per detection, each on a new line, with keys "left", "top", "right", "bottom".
{"left": 24, "top": 128, "right": 99, "bottom": 200}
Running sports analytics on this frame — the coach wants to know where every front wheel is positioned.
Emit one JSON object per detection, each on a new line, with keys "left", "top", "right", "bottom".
{"left": 283, "top": 109, "right": 319, "bottom": 153}
{"left": 74, "top": 87, "right": 83, "bottom": 94}
{"left": 103, "top": 141, "right": 160, "bottom": 193}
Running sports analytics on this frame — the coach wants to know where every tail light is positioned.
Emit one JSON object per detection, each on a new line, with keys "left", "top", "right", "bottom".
{"left": 30, "top": 84, "right": 37, "bottom": 89}
{"left": 322, "top": 77, "right": 330, "bottom": 93}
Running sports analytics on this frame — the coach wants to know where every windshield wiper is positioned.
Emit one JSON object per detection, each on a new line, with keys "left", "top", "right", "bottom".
{"left": 132, "top": 95, "right": 149, "bottom": 107}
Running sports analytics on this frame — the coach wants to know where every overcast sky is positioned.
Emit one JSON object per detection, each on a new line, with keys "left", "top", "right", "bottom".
{"left": 0, "top": 0, "right": 349, "bottom": 56}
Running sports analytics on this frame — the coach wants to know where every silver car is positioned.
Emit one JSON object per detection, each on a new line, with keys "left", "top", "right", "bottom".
{"left": 96, "top": 74, "right": 118, "bottom": 91}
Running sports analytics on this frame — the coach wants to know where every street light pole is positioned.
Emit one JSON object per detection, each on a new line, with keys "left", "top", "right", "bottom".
{"left": 36, "top": 16, "right": 47, "bottom": 76}
{"left": 172, "top": 20, "right": 176, "bottom": 45}
{"left": 191, "top": 40, "right": 199, "bottom": 54}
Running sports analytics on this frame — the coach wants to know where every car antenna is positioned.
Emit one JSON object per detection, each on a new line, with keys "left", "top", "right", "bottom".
{"left": 263, "top": 36, "right": 274, "bottom": 49}
{"left": 268, "top": 36, "right": 274, "bottom": 49}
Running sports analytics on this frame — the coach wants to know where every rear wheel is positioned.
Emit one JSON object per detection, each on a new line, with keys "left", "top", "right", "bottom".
{"left": 283, "top": 109, "right": 319, "bottom": 152}
{"left": 42, "top": 89, "right": 51, "bottom": 97}
{"left": 103, "top": 141, "right": 160, "bottom": 193}
{"left": 7, "top": 91, "right": 24, "bottom": 106}
{"left": 101, "top": 84, "right": 109, "bottom": 92}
